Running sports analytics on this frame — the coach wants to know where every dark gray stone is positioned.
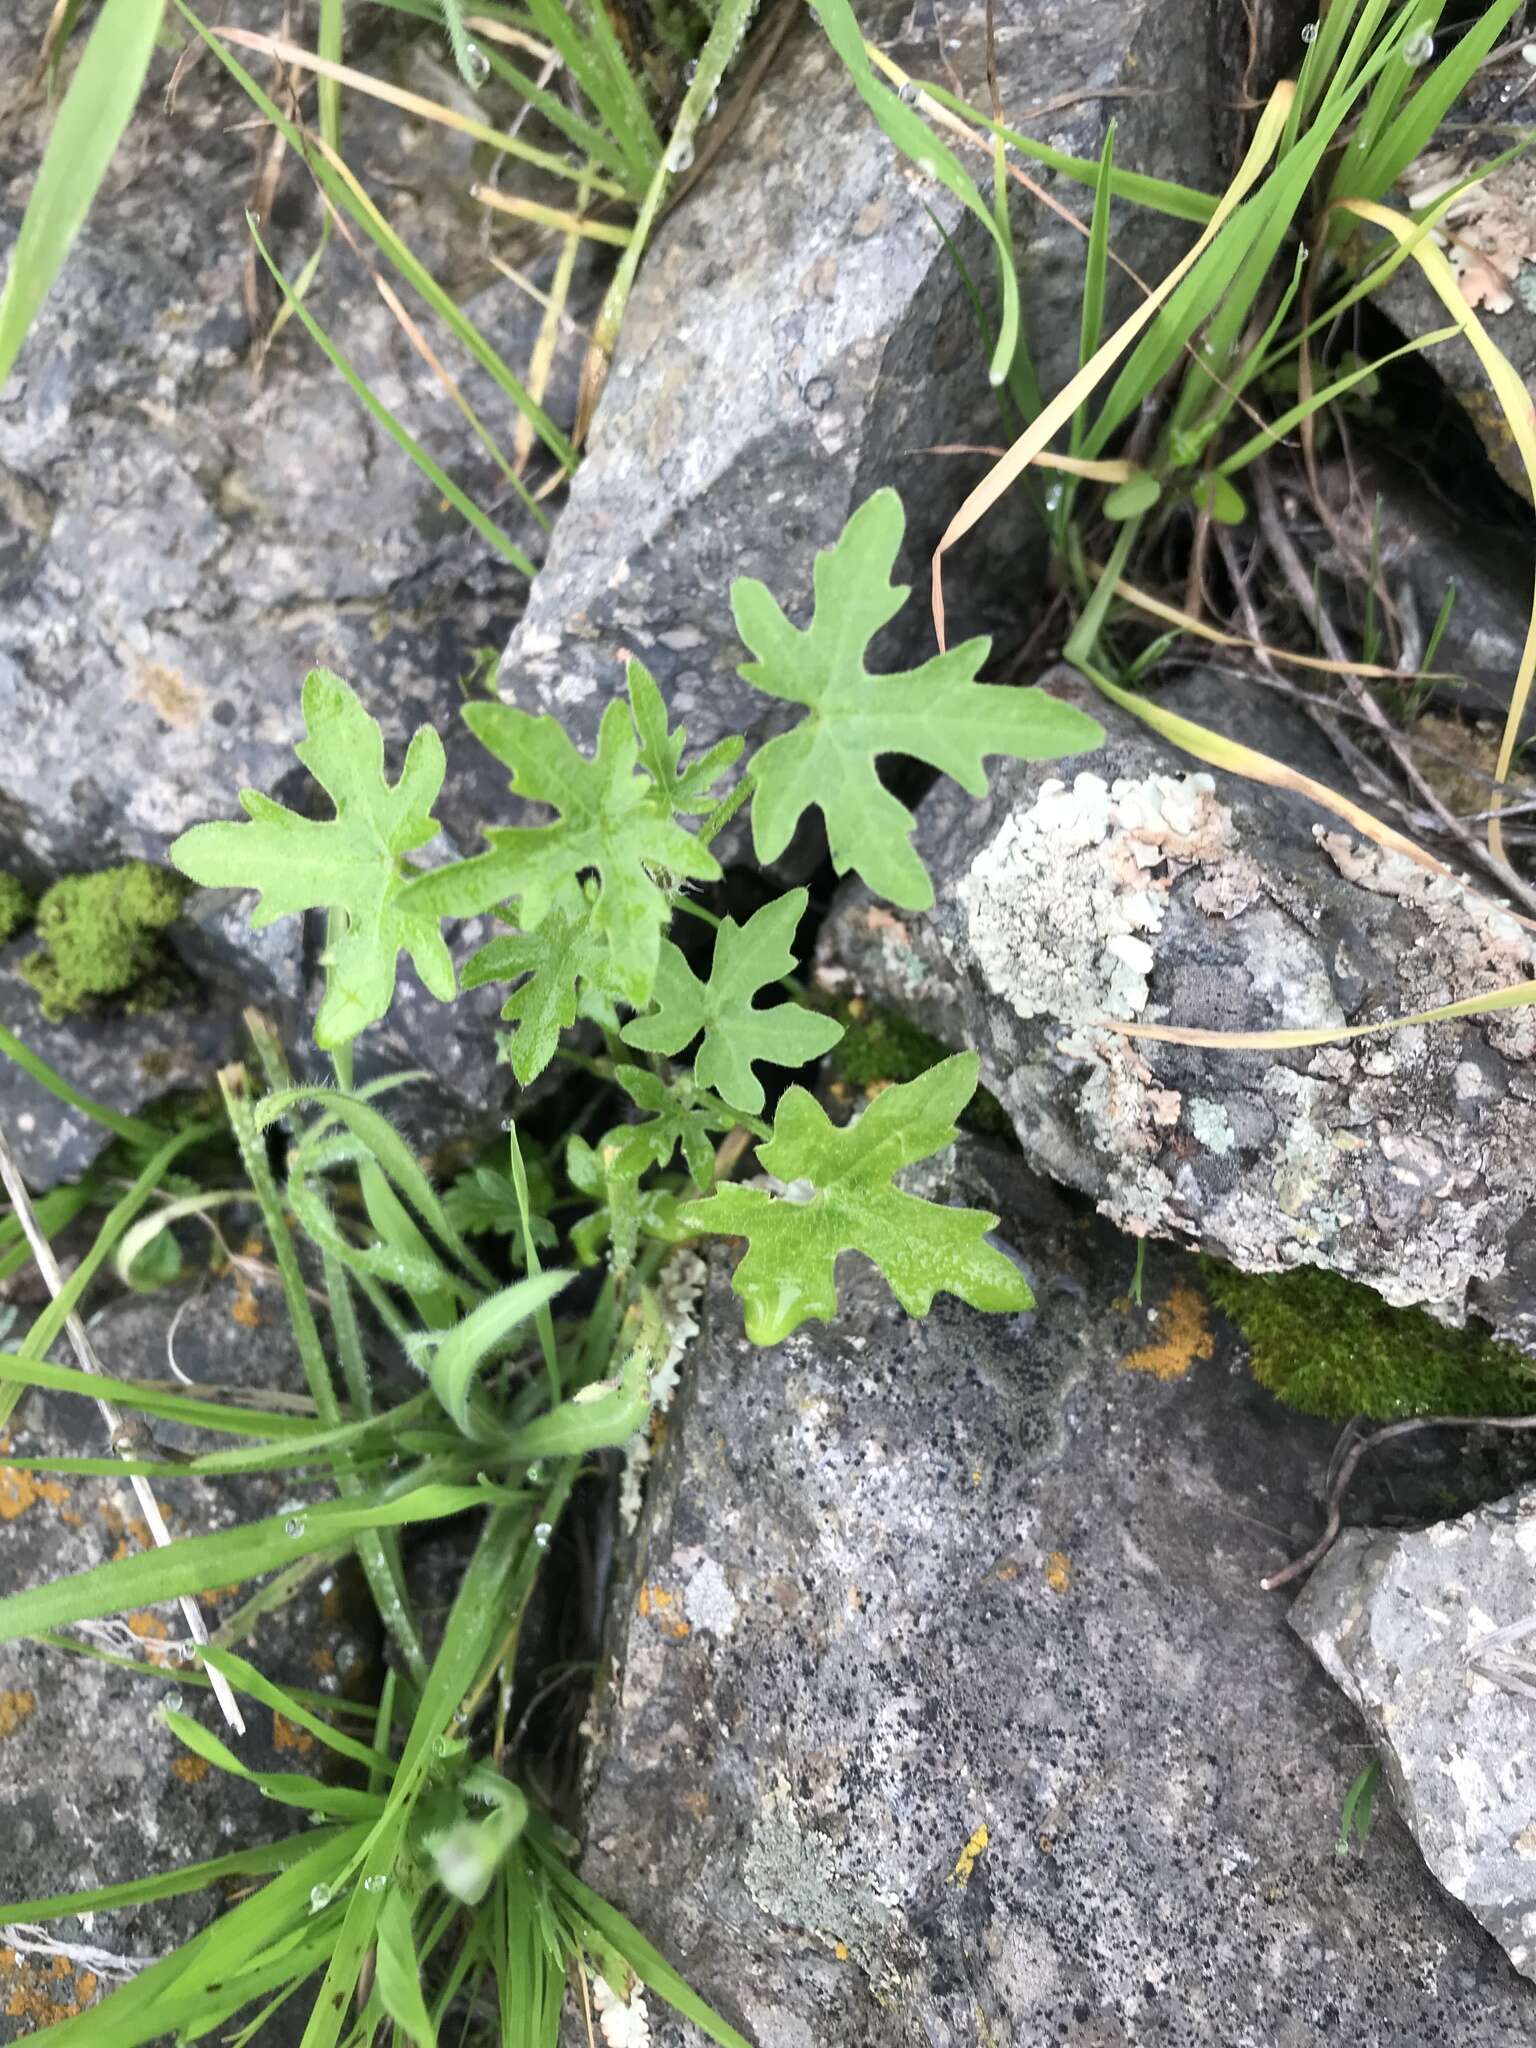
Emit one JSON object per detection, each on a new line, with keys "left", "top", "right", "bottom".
{"left": 822, "top": 665, "right": 1536, "bottom": 1350}
{"left": 0, "top": 942, "right": 243, "bottom": 1188}
{"left": 0, "top": 1270, "right": 378, "bottom": 2041}
{"left": 0, "top": 0, "right": 593, "bottom": 1126}
{"left": 575, "top": 1154, "right": 1536, "bottom": 2045}
{"left": 497, "top": 0, "right": 1222, "bottom": 813}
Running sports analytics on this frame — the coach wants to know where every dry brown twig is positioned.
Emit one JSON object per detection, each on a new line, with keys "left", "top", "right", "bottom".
{"left": 0, "top": 1125, "right": 245, "bottom": 1735}
{"left": 1262, "top": 1410, "right": 1536, "bottom": 1591}
{"left": 1253, "top": 466, "right": 1536, "bottom": 920}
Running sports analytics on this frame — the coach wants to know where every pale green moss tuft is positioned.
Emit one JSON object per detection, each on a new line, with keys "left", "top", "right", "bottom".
{"left": 0, "top": 873, "right": 31, "bottom": 945}
{"left": 1202, "top": 1258, "right": 1536, "bottom": 1422}
{"left": 22, "top": 862, "right": 188, "bottom": 1019}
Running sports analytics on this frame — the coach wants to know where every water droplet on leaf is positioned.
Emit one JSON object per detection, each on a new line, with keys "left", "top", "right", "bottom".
{"left": 666, "top": 136, "right": 696, "bottom": 174}
{"left": 284, "top": 1516, "right": 306, "bottom": 1538}
{"left": 534, "top": 1521, "right": 553, "bottom": 1548}
{"left": 464, "top": 41, "right": 491, "bottom": 86}
{"left": 309, "top": 1884, "right": 332, "bottom": 1914}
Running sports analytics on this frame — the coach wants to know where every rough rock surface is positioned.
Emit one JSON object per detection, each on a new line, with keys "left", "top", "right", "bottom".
{"left": 575, "top": 1152, "right": 1536, "bottom": 2045}
{"left": 0, "top": 1270, "right": 378, "bottom": 2042}
{"left": 0, "top": 0, "right": 589, "bottom": 1120}
{"left": 0, "top": 941, "right": 244, "bottom": 1188}
{"left": 823, "top": 666, "right": 1536, "bottom": 1349}
{"left": 498, "top": 0, "right": 1219, "bottom": 793}
{"left": 1292, "top": 1485, "right": 1536, "bottom": 1991}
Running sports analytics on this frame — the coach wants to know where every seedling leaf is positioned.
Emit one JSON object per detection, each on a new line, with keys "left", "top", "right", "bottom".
{"left": 678, "top": 1053, "right": 1033, "bottom": 1344}
{"left": 733, "top": 491, "right": 1102, "bottom": 907}
{"left": 622, "top": 889, "right": 843, "bottom": 1114}
{"left": 170, "top": 670, "right": 454, "bottom": 1047}
{"left": 402, "top": 698, "right": 720, "bottom": 1007}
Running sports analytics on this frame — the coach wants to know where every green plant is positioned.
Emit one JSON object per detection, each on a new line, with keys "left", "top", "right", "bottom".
{"left": 0, "top": 872, "right": 31, "bottom": 944}
{"left": 2, "top": 0, "right": 761, "bottom": 576}
{"left": 816, "top": 0, "right": 1536, "bottom": 1045}
{"left": 0, "top": 490, "right": 1096, "bottom": 2040}
{"left": 1202, "top": 1258, "right": 1536, "bottom": 1421}
{"left": 21, "top": 860, "right": 187, "bottom": 1019}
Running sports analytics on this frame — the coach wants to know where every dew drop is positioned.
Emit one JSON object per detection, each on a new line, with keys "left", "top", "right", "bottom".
{"left": 898, "top": 80, "right": 919, "bottom": 104}
{"left": 534, "top": 1521, "right": 553, "bottom": 1549}
{"left": 284, "top": 1516, "right": 306, "bottom": 1538}
{"left": 684, "top": 57, "right": 698, "bottom": 82}
{"left": 162, "top": 1690, "right": 184, "bottom": 1715}
{"left": 705, "top": 92, "right": 719, "bottom": 121}
{"left": 1301, "top": 20, "right": 1319, "bottom": 43}
{"left": 364, "top": 1873, "right": 389, "bottom": 1893}
{"left": 666, "top": 136, "right": 696, "bottom": 174}
{"left": 1403, "top": 27, "right": 1434, "bottom": 66}
{"left": 464, "top": 40, "right": 491, "bottom": 86}
{"left": 309, "top": 1883, "right": 332, "bottom": 1915}
{"left": 528, "top": 1460, "right": 546, "bottom": 1484}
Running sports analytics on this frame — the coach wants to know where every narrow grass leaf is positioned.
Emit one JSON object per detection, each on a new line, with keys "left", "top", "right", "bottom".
{"left": 0, "top": 1486, "right": 487, "bottom": 1642}
{"left": 0, "top": 0, "right": 166, "bottom": 388}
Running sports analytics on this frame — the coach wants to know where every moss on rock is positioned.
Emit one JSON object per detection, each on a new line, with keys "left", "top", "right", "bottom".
{"left": 22, "top": 862, "right": 188, "bottom": 1020}
{"left": 0, "top": 874, "right": 31, "bottom": 945}
{"left": 1201, "top": 1258, "right": 1536, "bottom": 1422}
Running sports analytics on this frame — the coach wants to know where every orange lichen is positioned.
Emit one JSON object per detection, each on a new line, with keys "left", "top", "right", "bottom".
{"left": 1121, "top": 1280, "right": 1214, "bottom": 1383}
{"left": 637, "top": 1584, "right": 690, "bottom": 1637}
{"left": 171, "top": 1754, "right": 211, "bottom": 1784}
{"left": 0, "top": 1468, "right": 69, "bottom": 1522}
{"left": 127, "top": 1610, "right": 170, "bottom": 1641}
{"left": 834, "top": 1942, "right": 849, "bottom": 1962}
{"left": 1, "top": 1946, "right": 86, "bottom": 2028}
{"left": 230, "top": 1268, "right": 262, "bottom": 1329}
{"left": 102, "top": 1500, "right": 170, "bottom": 1560}
{"left": 948, "top": 1824, "right": 990, "bottom": 1888}
{"left": 1044, "top": 1551, "right": 1072, "bottom": 1596}
{"left": 272, "top": 1714, "right": 316, "bottom": 1755}
{"left": 0, "top": 1690, "right": 36, "bottom": 1738}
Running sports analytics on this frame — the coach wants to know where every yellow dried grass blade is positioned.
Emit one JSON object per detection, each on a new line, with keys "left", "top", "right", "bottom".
{"left": 209, "top": 26, "right": 629, "bottom": 201}
{"left": 470, "top": 184, "right": 632, "bottom": 247}
{"left": 1109, "top": 977, "right": 1536, "bottom": 1052}
{"left": 1110, "top": 574, "right": 1463, "bottom": 685}
{"left": 1339, "top": 197, "right": 1536, "bottom": 865}
{"left": 930, "top": 80, "right": 1295, "bottom": 645}
{"left": 1087, "top": 667, "right": 1489, "bottom": 893}
{"left": 928, "top": 444, "right": 1136, "bottom": 482}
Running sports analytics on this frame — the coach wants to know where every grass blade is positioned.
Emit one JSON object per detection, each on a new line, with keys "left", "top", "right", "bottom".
{"left": 0, "top": 1485, "right": 488, "bottom": 1642}
{"left": 0, "top": 1020, "right": 161, "bottom": 1146}
{"left": 0, "top": 0, "right": 166, "bottom": 388}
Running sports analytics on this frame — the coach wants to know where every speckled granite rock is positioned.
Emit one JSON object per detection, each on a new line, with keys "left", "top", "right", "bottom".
{"left": 1291, "top": 1486, "right": 1536, "bottom": 1988}
{"left": 574, "top": 1153, "right": 1536, "bottom": 2045}
{"left": 0, "top": 0, "right": 591, "bottom": 1129}
{"left": 0, "top": 1271, "right": 377, "bottom": 2042}
{"left": 498, "top": 0, "right": 1219, "bottom": 806}
{"left": 822, "top": 666, "right": 1536, "bottom": 1349}
{"left": 0, "top": 942, "right": 243, "bottom": 1189}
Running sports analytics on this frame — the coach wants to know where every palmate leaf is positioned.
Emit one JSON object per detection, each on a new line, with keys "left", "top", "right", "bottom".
{"left": 733, "top": 490, "right": 1104, "bottom": 908}
{"left": 621, "top": 888, "right": 843, "bottom": 1115}
{"left": 608, "top": 1064, "right": 740, "bottom": 1189}
{"left": 626, "top": 658, "right": 743, "bottom": 816}
{"left": 401, "top": 698, "right": 720, "bottom": 1008}
{"left": 677, "top": 1053, "right": 1032, "bottom": 1345}
{"left": 170, "top": 669, "right": 454, "bottom": 1047}
{"left": 462, "top": 880, "right": 619, "bottom": 1085}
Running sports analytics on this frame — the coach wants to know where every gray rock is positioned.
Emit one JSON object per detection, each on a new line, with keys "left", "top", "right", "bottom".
{"left": 497, "top": 0, "right": 1222, "bottom": 808}
{"left": 575, "top": 1154, "right": 1536, "bottom": 2044}
{"left": 1291, "top": 1487, "right": 1536, "bottom": 1988}
{"left": 0, "top": 0, "right": 592, "bottom": 1120}
{"left": 0, "top": 1270, "right": 378, "bottom": 2042}
{"left": 821, "top": 665, "right": 1536, "bottom": 1349}
{"left": 0, "top": 942, "right": 244, "bottom": 1188}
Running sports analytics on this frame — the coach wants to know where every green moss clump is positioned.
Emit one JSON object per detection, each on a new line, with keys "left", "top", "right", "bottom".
{"left": 0, "top": 873, "right": 31, "bottom": 945}
{"left": 828, "top": 997, "right": 1012, "bottom": 1138}
{"left": 22, "top": 862, "right": 188, "bottom": 1020}
{"left": 1201, "top": 1258, "right": 1536, "bottom": 1422}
